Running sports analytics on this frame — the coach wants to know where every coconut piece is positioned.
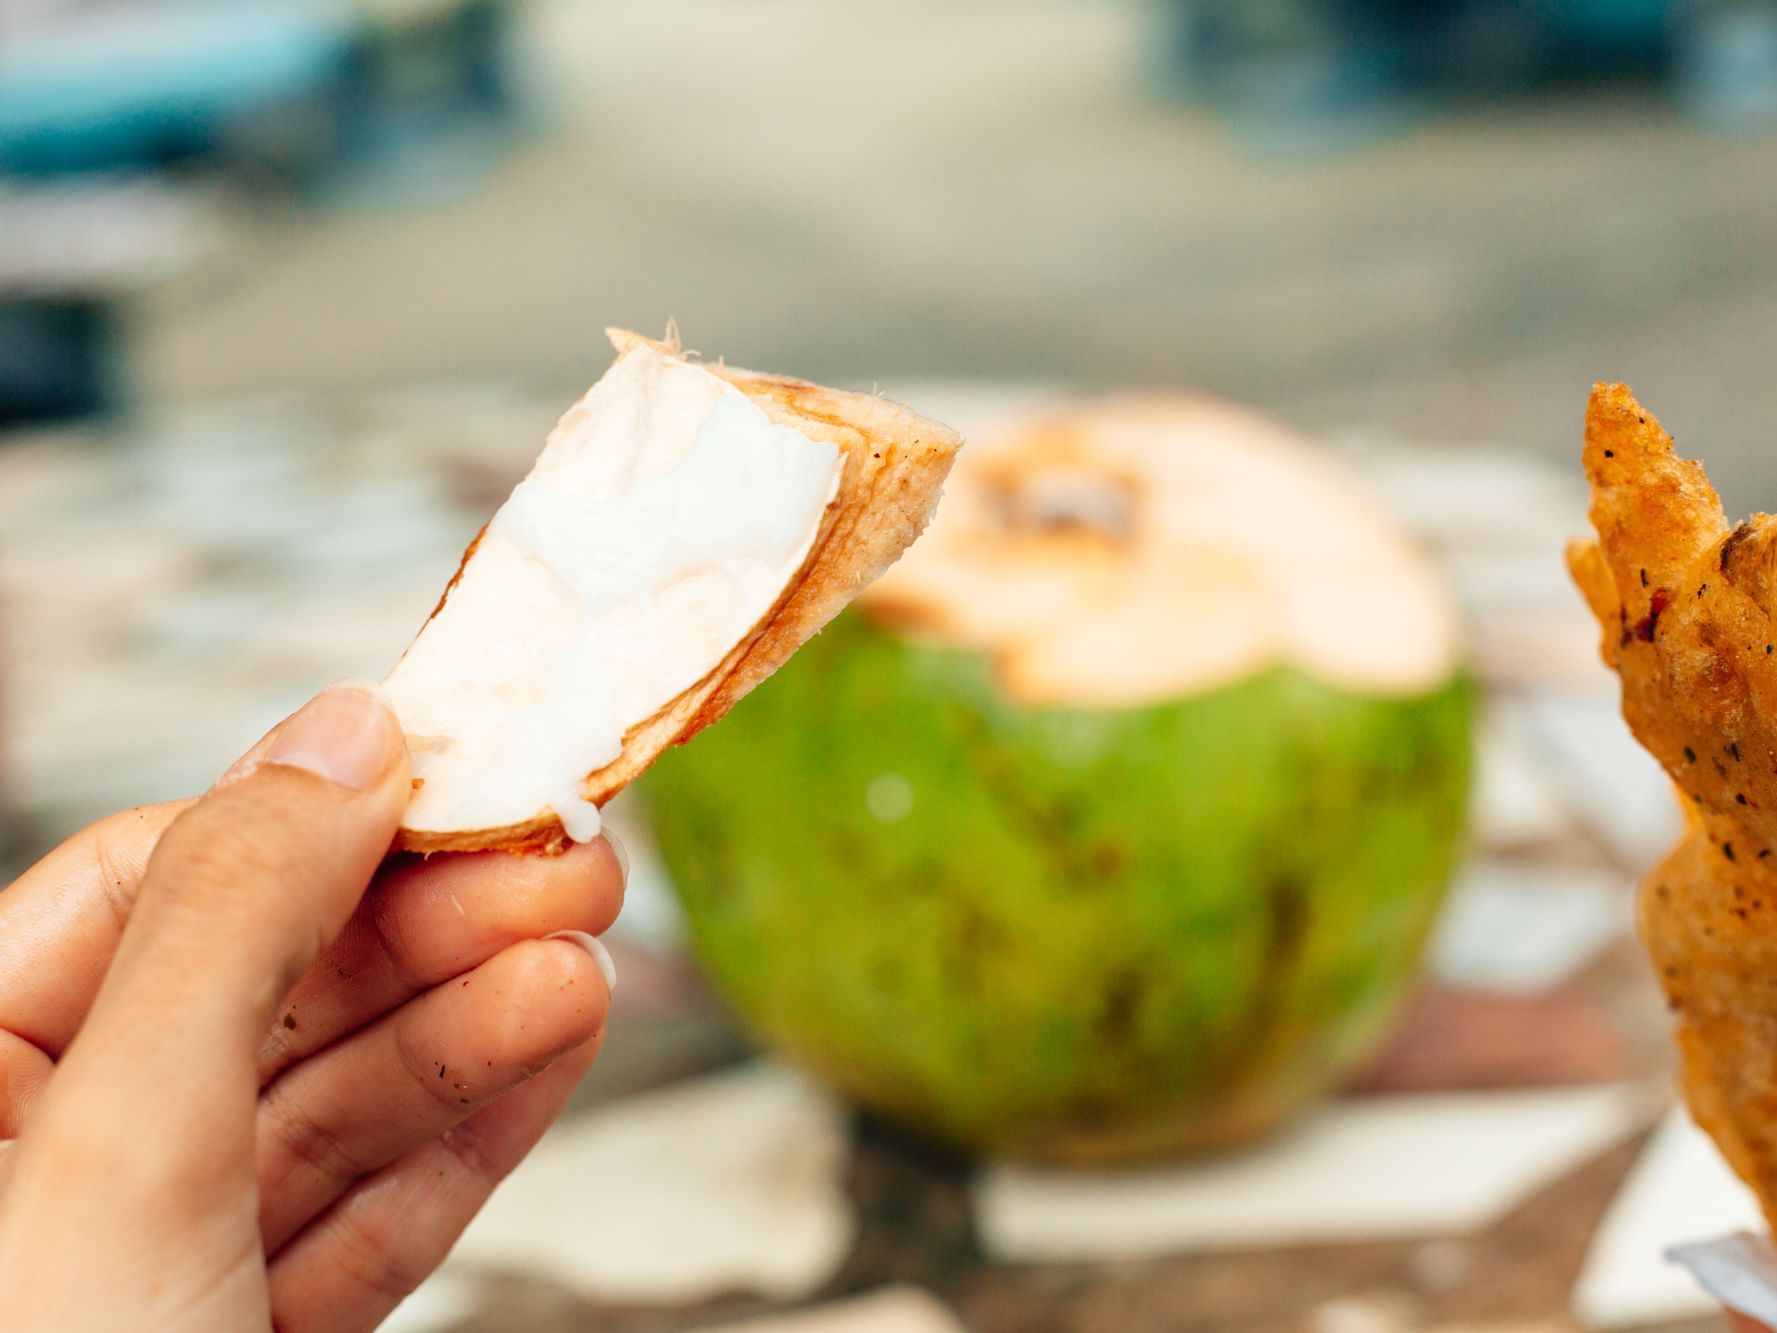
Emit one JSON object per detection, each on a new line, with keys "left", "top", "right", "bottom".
{"left": 863, "top": 396, "right": 1458, "bottom": 706}
{"left": 384, "top": 329, "right": 961, "bottom": 854}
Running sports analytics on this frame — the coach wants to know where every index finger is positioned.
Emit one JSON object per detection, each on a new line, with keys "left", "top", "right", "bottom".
{"left": 0, "top": 808, "right": 623, "bottom": 1074}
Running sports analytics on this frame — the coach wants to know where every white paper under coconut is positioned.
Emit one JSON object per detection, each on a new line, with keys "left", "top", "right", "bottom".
{"left": 448, "top": 1063, "right": 853, "bottom": 1302}
{"left": 975, "top": 1086, "right": 1643, "bottom": 1263}
{"left": 1572, "top": 1108, "right": 1765, "bottom": 1328}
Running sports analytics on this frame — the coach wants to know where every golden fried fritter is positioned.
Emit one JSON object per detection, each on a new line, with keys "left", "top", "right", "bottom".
{"left": 1569, "top": 383, "right": 1777, "bottom": 1227}
{"left": 1639, "top": 802, "right": 1777, "bottom": 1218}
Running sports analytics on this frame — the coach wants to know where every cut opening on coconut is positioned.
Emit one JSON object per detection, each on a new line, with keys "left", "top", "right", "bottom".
{"left": 863, "top": 397, "right": 1460, "bottom": 708}
{"left": 382, "top": 329, "right": 962, "bottom": 855}
{"left": 981, "top": 464, "right": 1139, "bottom": 545}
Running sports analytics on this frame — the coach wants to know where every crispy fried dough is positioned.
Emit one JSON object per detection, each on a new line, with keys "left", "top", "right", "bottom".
{"left": 1570, "top": 382, "right": 1777, "bottom": 1225}
{"left": 1639, "top": 803, "right": 1777, "bottom": 1211}
{"left": 392, "top": 330, "right": 962, "bottom": 855}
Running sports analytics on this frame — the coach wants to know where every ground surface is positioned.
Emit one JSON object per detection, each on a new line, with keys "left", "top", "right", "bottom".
{"left": 133, "top": 0, "right": 1777, "bottom": 511}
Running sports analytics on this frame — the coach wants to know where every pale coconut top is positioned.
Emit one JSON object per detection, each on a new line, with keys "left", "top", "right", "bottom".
{"left": 862, "top": 396, "right": 1460, "bottom": 706}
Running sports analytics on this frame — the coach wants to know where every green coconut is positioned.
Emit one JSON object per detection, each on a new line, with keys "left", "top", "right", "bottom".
{"left": 645, "top": 395, "right": 1473, "bottom": 1163}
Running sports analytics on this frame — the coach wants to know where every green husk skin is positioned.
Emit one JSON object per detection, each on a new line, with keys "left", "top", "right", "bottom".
{"left": 645, "top": 612, "right": 1473, "bottom": 1163}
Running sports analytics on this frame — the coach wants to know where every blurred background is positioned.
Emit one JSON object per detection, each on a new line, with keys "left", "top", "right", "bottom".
{"left": 8, "top": 1, "right": 1777, "bottom": 1330}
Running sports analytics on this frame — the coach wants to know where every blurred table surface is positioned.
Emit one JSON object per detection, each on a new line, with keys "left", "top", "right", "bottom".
{"left": 0, "top": 385, "right": 1738, "bottom": 1332}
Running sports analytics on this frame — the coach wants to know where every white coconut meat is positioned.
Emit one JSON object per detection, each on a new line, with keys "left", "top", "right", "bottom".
{"left": 384, "top": 344, "right": 842, "bottom": 844}
{"left": 863, "top": 396, "right": 1459, "bottom": 705}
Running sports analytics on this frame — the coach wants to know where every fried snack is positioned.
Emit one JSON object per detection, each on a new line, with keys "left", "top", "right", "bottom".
{"left": 1568, "top": 383, "right": 1777, "bottom": 1226}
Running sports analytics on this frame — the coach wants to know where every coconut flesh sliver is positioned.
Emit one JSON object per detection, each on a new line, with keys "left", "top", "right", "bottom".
{"left": 384, "top": 343, "right": 841, "bottom": 845}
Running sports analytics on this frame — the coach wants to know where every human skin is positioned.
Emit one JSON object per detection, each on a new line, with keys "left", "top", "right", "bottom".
{"left": 0, "top": 683, "right": 624, "bottom": 1331}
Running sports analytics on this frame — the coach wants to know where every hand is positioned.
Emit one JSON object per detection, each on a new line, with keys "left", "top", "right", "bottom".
{"left": 0, "top": 683, "right": 624, "bottom": 1332}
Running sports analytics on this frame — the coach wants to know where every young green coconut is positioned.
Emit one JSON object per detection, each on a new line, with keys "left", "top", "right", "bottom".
{"left": 646, "top": 395, "right": 1474, "bottom": 1163}
{"left": 383, "top": 329, "right": 962, "bottom": 854}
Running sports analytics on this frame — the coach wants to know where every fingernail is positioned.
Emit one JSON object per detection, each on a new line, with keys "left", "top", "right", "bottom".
{"left": 600, "top": 828, "right": 630, "bottom": 881}
{"left": 265, "top": 681, "right": 398, "bottom": 791}
{"left": 545, "top": 930, "right": 617, "bottom": 993}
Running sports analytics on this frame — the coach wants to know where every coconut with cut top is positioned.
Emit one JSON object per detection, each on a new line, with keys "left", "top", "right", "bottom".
{"left": 646, "top": 395, "right": 1473, "bottom": 1162}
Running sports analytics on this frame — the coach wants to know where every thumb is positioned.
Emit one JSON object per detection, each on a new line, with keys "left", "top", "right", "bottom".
{"left": 29, "top": 683, "right": 410, "bottom": 1172}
